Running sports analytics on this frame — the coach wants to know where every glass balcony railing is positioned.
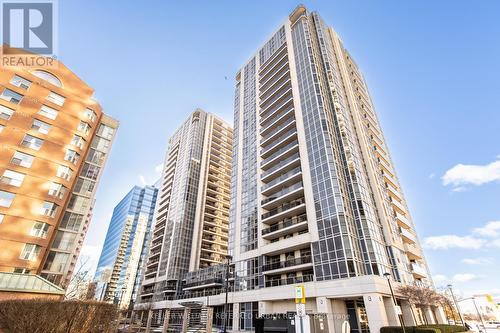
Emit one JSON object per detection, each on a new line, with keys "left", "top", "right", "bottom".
{"left": 261, "top": 128, "right": 297, "bottom": 156}
{"left": 262, "top": 256, "right": 312, "bottom": 271}
{"left": 261, "top": 153, "right": 300, "bottom": 178}
{"left": 265, "top": 274, "right": 314, "bottom": 288}
{"left": 261, "top": 142, "right": 298, "bottom": 168}
{"left": 262, "top": 214, "right": 307, "bottom": 235}
{"left": 261, "top": 197, "right": 305, "bottom": 220}
{"left": 262, "top": 167, "right": 301, "bottom": 191}
{"left": 261, "top": 182, "right": 303, "bottom": 206}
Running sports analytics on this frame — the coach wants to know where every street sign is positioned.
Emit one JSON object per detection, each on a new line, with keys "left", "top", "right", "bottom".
{"left": 295, "top": 285, "right": 306, "bottom": 304}
{"left": 296, "top": 303, "right": 306, "bottom": 317}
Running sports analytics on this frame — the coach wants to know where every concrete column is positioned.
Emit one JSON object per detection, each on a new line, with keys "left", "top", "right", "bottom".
{"left": 433, "top": 306, "right": 447, "bottom": 324}
{"left": 317, "top": 297, "right": 335, "bottom": 332}
{"left": 145, "top": 309, "right": 153, "bottom": 333}
{"left": 181, "top": 308, "right": 190, "bottom": 333}
{"left": 363, "top": 293, "right": 389, "bottom": 333}
{"left": 383, "top": 297, "right": 400, "bottom": 326}
{"left": 232, "top": 302, "right": 240, "bottom": 332}
{"left": 161, "top": 309, "right": 171, "bottom": 333}
{"left": 205, "top": 307, "right": 214, "bottom": 332}
{"left": 331, "top": 299, "right": 349, "bottom": 333}
{"left": 400, "top": 300, "right": 417, "bottom": 326}
{"left": 259, "top": 301, "right": 272, "bottom": 316}
{"left": 423, "top": 306, "right": 436, "bottom": 324}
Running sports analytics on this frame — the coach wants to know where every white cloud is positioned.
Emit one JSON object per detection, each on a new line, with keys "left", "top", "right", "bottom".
{"left": 452, "top": 186, "right": 467, "bottom": 192}
{"left": 423, "top": 235, "right": 486, "bottom": 250}
{"left": 442, "top": 159, "right": 500, "bottom": 187}
{"left": 433, "top": 274, "right": 449, "bottom": 284}
{"left": 452, "top": 273, "right": 481, "bottom": 283}
{"left": 461, "top": 257, "right": 493, "bottom": 265}
{"left": 473, "top": 221, "right": 500, "bottom": 238}
{"left": 77, "top": 244, "right": 102, "bottom": 276}
{"left": 429, "top": 173, "right": 436, "bottom": 179}
{"left": 155, "top": 163, "right": 164, "bottom": 173}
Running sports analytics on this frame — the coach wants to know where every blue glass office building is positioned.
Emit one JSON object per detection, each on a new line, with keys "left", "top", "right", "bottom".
{"left": 94, "top": 185, "right": 158, "bottom": 308}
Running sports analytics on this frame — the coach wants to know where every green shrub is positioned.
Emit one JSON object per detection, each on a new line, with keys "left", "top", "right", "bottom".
{"left": 382, "top": 326, "right": 440, "bottom": 333}
{"left": 0, "top": 299, "right": 119, "bottom": 333}
{"left": 419, "top": 325, "right": 468, "bottom": 333}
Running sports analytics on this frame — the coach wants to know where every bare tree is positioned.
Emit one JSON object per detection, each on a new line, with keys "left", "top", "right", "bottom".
{"left": 65, "top": 256, "right": 94, "bottom": 300}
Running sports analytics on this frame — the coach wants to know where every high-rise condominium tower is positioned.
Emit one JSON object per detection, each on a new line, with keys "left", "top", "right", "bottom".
{"left": 226, "top": 5, "right": 435, "bottom": 331}
{"left": 138, "top": 110, "right": 233, "bottom": 304}
{"left": 94, "top": 184, "right": 158, "bottom": 308}
{"left": 0, "top": 48, "right": 118, "bottom": 296}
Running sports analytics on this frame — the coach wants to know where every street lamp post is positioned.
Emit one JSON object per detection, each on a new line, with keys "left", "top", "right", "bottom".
{"left": 223, "top": 255, "right": 233, "bottom": 333}
{"left": 384, "top": 273, "right": 406, "bottom": 333}
{"left": 447, "top": 284, "right": 465, "bottom": 326}
{"left": 458, "top": 297, "right": 487, "bottom": 333}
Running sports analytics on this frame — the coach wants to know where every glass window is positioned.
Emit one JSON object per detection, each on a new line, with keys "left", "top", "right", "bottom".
{"left": 30, "top": 221, "right": 49, "bottom": 238}
{"left": 0, "top": 88, "right": 23, "bottom": 104}
{"left": 91, "top": 136, "right": 110, "bottom": 152}
{"left": 0, "top": 214, "right": 4, "bottom": 224}
{"left": 86, "top": 149, "right": 105, "bottom": 165}
{"left": 21, "top": 134, "right": 43, "bottom": 150}
{"left": 48, "top": 182, "right": 66, "bottom": 199}
{"left": 0, "top": 191, "right": 15, "bottom": 207}
{"left": 81, "top": 163, "right": 100, "bottom": 180}
{"left": 71, "top": 134, "right": 85, "bottom": 149}
{"left": 52, "top": 231, "right": 76, "bottom": 251}
{"left": 97, "top": 124, "right": 114, "bottom": 139}
{"left": 10, "top": 75, "right": 32, "bottom": 90}
{"left": 11, "top": 151, "right": 35, "bottom": 168}
{"left": 43, "top": 251, "right": 69, "bottom": 272}
{"left": 38, "top": 105, "right": 58, "bottom": 120}
{"left": 1, "top": 170, "right": 25, "bottom": 187}
{"left": 77, "top": 121, "right": 91, "bottom": 135}
{"left": 31, "top": 70, "right": 62, "bottom": 87}
{"left": 64, "top": 149, "right": 80, "bottom": 164}
{"left": 67, "top": 195, "right": 90, "bottom": 213}
{"left": 59, "top": 212, "right": 83, "bottom": 231}
{"left": 0, "top": 124, "right": 4, "bottom": 133}
{"left": 40, "top": 201, "right": 58, "bottom": 218}
{"left": 31, "top": 119, "right": 51, "bottom": 134}
{"left": 73, "top": 178, "right": 95, "bottom": 196}
{"left": 13, "top": 268, "right": 31, "bottom": 274}
{"left": 84, "top": 108, "right": 97, "bottom": 122}
{"left": 0, "top": 105, "right": 15, "bottom": 120}
{"left": 46, "top": 91, "right": 65, "bottom": 106}
{"left": 20, "top": 243, "right": 41, "bottom": 261}
{"left": 56, "top": 165, "right": 72, "bottom": 180}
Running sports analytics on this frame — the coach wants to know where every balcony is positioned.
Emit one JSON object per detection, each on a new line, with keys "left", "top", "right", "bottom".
{"left": 261, "top": 117, "right": 296, "bottom": 148}
{"left": 395, "top": 211, "right": 411, "bottom": 229}
{"left": 261, "top": 198, "right": 306, "bottom": 224}
{"left": 404, "top": 243, "right": 423, "bottom": 260}
{"left": 261, "top": 182, "right": 304, "bottom": 209}
{"left": 261, "top": 167, "right": 302, "bottom": 196}
{"left": 265, "top": 274, "right": 314, "bottom": 288}
{"left": 411, "top": 263, "right": 427, "bottom": 278}
{"left": 261, "top": 154, "right": 300, "bottom": 182}
{"left": 262, "top": 214, "right": 308, "bottom": 240}
{"left": 386, "top": 182, "right": 402, "bottom": 201}
{"left": 260, "top": 78, "right": 292, "bottom": 107}
{"left": 261, "top": 142, "right": 299, "bottom": 170}
{"left": 400, "top": 227, "right": 416, "bottom": 244}
{"left": 261, "top": 129, "right": 297, "bottom": 158}
{"left": 262, "top": 256, "right": 312, "bottom": 273}
{"left": 260, "top": 97, "right": 294, "bottom": 125}
{"left": 260, "top": 70, "right": 291, "bottom": 100}
{"left": 390, "top": 197, "right": 405, "bottom": 214}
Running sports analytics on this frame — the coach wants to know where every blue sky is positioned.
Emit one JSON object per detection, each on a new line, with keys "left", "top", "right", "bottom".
{"left": 57, "top": 1, "right": 500, "bottom": 300}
